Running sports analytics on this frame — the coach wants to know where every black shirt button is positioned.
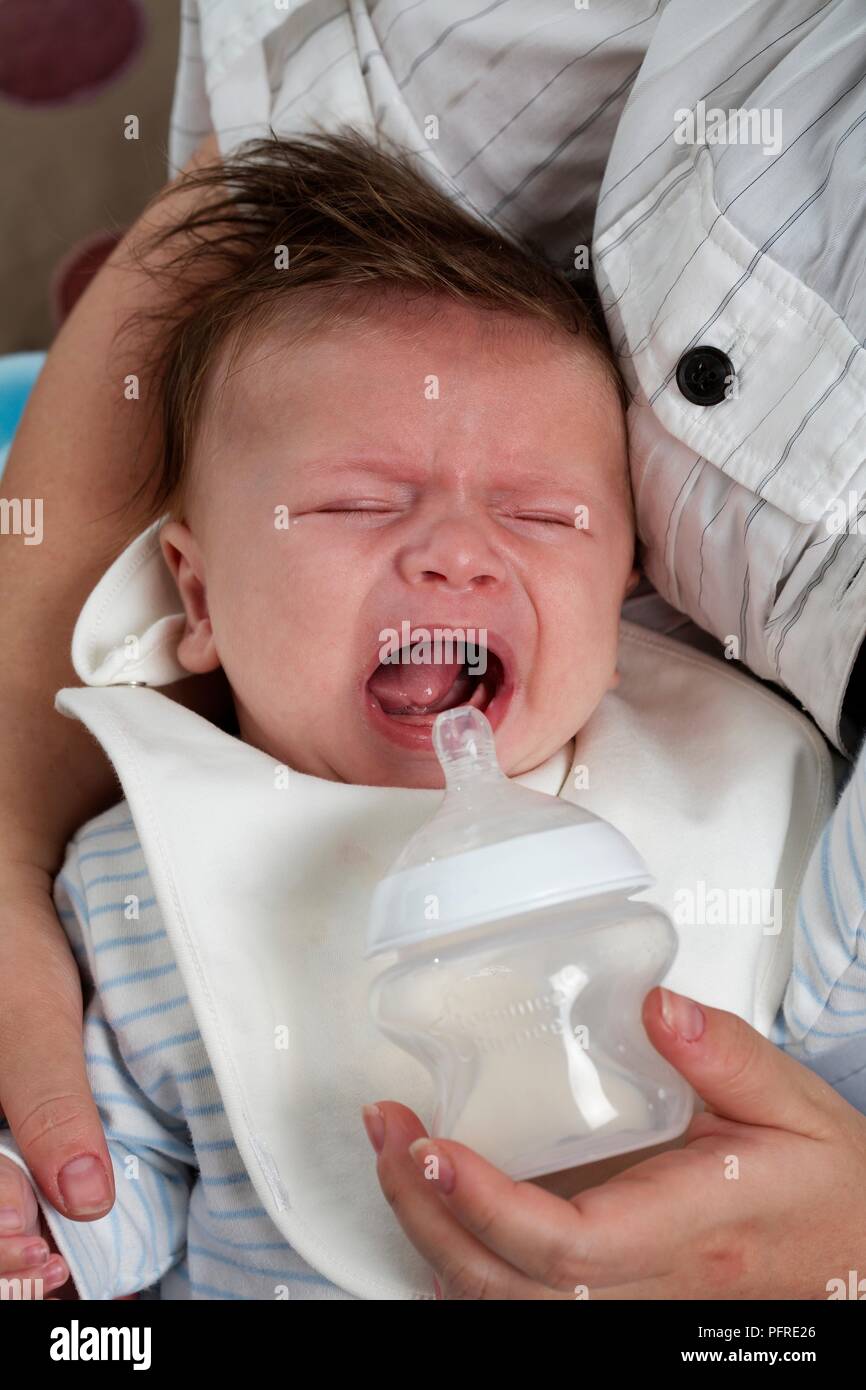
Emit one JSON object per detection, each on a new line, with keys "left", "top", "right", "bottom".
{"left": 675, "top": 345, "right": 735, "bottom": 405}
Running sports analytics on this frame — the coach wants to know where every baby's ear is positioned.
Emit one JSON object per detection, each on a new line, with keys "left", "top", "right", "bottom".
{"left": 158, "top": 521, "right": 221, "bottom": 675}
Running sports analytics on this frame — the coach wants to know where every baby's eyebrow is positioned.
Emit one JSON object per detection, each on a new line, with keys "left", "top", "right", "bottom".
{"left": 300, "top": 454, "right": 423, "bottom": 481}
{"left": 487, "top": 473, "right": 588, "bottom": 498}
{"left": 298, "top": 456, "right": 589, "bottom": 495}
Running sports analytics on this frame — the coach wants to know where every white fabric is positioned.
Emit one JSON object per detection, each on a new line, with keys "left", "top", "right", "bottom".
{"left": 48, "top": 516, "right": 833, "bottom": 1299}
{"left": 167, "top": 0, "right": 866, "bottom": 752}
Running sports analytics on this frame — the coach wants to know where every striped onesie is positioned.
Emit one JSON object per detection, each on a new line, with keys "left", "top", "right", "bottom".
{"left": 0, "top": 800, "right": 355, "bottom": 1301}
{"left": 1, "top": 736, "right": 865, "bottom": 1299}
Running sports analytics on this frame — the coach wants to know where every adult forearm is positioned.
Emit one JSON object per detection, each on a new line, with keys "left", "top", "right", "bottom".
{"left": 0, "top": 132, "right": 227, "bottom": 878}
{"left": 0, "top": 133, "right": 235, "bottom": 1220}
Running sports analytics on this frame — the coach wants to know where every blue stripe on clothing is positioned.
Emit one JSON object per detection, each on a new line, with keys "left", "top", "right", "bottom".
{"left": 775, "top": 741, "right": 866, "bottom": 1056}
{"left": 0, "top": 799, "right": 354, "bottom": 1300}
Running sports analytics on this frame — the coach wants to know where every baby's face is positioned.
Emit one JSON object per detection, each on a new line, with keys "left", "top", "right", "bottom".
{"left": 161, "top": 297, "right": 636, "bottom": 788}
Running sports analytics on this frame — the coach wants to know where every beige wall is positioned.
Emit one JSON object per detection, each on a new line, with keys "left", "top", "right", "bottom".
{"left": 0, "top": 1, "right": 180, "bottom": 353}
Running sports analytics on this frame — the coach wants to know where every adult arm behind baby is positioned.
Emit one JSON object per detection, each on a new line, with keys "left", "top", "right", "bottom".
{"left": 0, "top": 132, "right": 231, "bottom": 1221}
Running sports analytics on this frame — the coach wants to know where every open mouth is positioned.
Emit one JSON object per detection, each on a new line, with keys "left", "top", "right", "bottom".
{"left": 363, "top": 636, "right": 513, "bottom": 748}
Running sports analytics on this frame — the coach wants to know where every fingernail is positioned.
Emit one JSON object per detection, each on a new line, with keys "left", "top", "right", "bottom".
{"left": 660, "top": 987, "right": 705, "bottom": 1041}
{"left": 43, "top": 1256, "right": 68, "bottom": 1291}
{"left": 361, "top": 1104, "right": 385, "bottom": 1155}
{"left": 20, "top": 1240, "right": 49, "bottom": 1268}
{"left": 0, "top": 1207, "right": 22, "bottom": 1233}
{"left": 409, "top": 1138, "right": 456, "bottom": 1195}
{"left": 58, "top": 1155, "right": 111, "bottom": 1215}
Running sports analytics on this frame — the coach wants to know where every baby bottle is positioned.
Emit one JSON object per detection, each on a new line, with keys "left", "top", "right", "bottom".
{"left": 366, "top": 706, "right": 694, "bottom": 1181}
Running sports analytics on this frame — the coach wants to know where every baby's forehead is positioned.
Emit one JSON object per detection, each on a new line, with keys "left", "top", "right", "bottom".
{"left": 203, "top": 292, "right": 613, "bottom": 446}
{"left": 190, "top": 299, "right": 630, "bottom": 524}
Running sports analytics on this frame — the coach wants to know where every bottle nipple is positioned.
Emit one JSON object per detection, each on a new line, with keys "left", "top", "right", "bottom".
{"left": 432, "top": 705, "right": 503, "bottom": 791}
{"left": 366, "top": 705, "right": 654, "bottom": 957}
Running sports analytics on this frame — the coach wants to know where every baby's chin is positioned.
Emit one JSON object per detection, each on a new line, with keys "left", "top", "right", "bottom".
{"left": 320, "top": 744, "right": 450, "bottom": 789}
{"left": 232, "top": 716, "right": 444, "bottom": 787}
{"left": 234, "top": 695, "right": 586, "bottom": 788}
{"left": 317, "top": 727, "right": 575, "bottom": 789}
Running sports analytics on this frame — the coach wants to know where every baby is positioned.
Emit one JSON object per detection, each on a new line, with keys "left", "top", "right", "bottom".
{"left": 0, "top": 131, "right": 838, "bottom": 1300}
{"left": 138, "top": 131, "right": 636, "bottom": 793}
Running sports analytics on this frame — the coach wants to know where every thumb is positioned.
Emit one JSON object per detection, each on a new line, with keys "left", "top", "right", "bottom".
{"left": 0, "top": 897, "right": 115, "bottom": 1220}
{"left": 643, "top": 986, "right": 838, "bottom": 1136}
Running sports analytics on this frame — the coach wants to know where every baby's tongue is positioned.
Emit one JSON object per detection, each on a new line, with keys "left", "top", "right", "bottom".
{"left": 368, "top": 658, "right": 471, "bottom": 715}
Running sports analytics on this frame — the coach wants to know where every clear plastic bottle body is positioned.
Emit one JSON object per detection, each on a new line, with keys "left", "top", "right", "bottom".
{"left": 369, "top": 894, "right": 694, "bottom": 1181}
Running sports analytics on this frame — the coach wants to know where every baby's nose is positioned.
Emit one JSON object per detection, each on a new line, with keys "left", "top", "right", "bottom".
{"left": 397, "top": 516, "right": 506, "bottom": 592}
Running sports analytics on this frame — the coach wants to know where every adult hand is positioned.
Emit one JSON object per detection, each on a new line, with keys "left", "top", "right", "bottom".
{"left": 0, "top": 876, "right": 115, "bottom": 1221}
{"left": 362, "top": 986, "right": 866, "bottom": 1298}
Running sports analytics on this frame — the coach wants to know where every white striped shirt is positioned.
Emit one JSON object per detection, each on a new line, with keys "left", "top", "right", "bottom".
{"left": 167, "top": 0, "right": 866, "bottom": 755}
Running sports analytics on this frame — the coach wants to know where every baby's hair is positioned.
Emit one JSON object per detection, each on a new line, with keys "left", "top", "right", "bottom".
{"left": 120, "top": 127, "right": 629, "bottom": 526}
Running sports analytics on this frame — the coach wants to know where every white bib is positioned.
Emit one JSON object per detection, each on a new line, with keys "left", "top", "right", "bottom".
{"left": 56, "top": 522, "right": 834, "bottom": 1299}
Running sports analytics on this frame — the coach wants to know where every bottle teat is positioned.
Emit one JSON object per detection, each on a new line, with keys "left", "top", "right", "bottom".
{"left": 433, "top": 705, "right": 501, "bottom": 787}
{"left": 423, "top": 705, "right": 600, "bottom": 859}
{"left": 365, "top": 707, "right": 654, "bottom": 957}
